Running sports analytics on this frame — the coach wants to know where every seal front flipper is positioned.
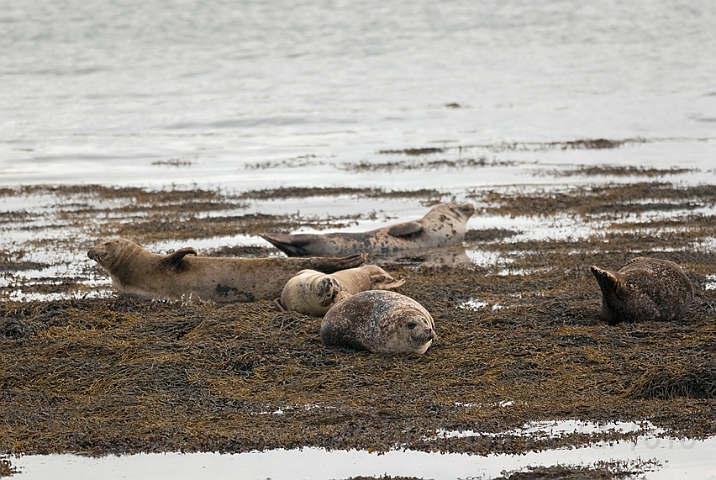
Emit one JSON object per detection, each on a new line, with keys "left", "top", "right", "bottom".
{"left": 161, "top": 247, "right": 198, "bottom": 272}
{"left": 310, "top": 254, "right": 366, "bottom": 273}
{"left": 387, "top": 222, "right": 423, "bottom": 238}
{"left": 259, "top": 233, "right": 318, "bottom": 257}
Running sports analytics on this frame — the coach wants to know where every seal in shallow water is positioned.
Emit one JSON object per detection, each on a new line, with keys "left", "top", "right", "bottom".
{"left": 320, "top": 290, "right": 436, "bottom": 354}
{"left": 278, "top": 265, "right": 405, "bottom": 316}
{"left": 590, "top": 257, "right": 694, "bottom": 324}
{"left": 87, "top": 238, "right": 365, "bottom": 303}
{"left": 260, "top": 202, "right": 475, "bottom": 257}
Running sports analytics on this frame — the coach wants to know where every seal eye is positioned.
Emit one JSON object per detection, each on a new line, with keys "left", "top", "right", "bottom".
{"left": 407, "top": 321, "right": 417, "bottom": 329}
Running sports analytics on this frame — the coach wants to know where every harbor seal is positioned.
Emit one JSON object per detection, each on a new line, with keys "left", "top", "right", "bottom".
{"left": 87, "top": 238, "right": 365, "bottom": 303}
{"left": 278, "top": 265, "right": 405, "bottom": 316}
{"left": 260, "top": 202, "right": 475, "bottom": 257}
{"left": 320, "top": 290, "right": 436, "bottom": 354}
{"left": 590, "top": 257, "right": 694, "bottom": 324}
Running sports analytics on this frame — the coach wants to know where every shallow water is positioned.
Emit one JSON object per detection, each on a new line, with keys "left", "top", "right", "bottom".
{"left": 10, "top": 425, "right": 716, "bottom": 479}
{"left": 2, "top": 0, "right": 716, "bottom": 190}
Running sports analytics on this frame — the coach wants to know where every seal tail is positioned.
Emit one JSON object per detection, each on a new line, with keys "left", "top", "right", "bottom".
{"left": 310, "top": 254, "right": 366, "bottom": 273}
{"left": 259, "top": 233, "right": 319, "bottom": 257}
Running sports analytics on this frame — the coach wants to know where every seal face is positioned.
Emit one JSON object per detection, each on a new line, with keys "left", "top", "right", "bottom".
{"left": 279, "top": 265, "right": 405, "bottom": 316}
{"left": 320, "top": 290, "right": 436, "bottom": 354}
{"left": 260, "top": 202, "right": 475, "bottom": 257}
{"left": 590, "top": 257, "right": 694, "bottom": 324}
{"left": 87, "top": 237, "right": 365, "bottom": 303}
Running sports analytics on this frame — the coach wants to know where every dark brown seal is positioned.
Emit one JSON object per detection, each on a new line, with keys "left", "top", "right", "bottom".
{"left": 260, "top": 202, "right": 475, "bottom": 256}
{"left": 320, "top": 290, "right": 436, "bottom": 354}
{"left": 87, "top": 237, "right": 365, "bottom": 303}
{"left": 590, "top": 257, "right": 694, "bottom": 324}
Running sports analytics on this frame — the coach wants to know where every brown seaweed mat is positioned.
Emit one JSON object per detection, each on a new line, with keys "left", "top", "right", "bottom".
{"left": 0, "top": 180, "right": 715, "bottom": 459}
{"left": 1, "top": 262, "right": 714, "bottom": 457}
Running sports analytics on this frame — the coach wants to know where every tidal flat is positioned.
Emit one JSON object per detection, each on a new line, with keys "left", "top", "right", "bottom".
{"left": 0, "top": 173, "right": 715, "bottom": 478}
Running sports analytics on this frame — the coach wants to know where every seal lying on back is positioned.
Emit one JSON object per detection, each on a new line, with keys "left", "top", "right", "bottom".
{"left": 320, "top": 290, "right": 436, "bottom": 354}
{"left": 87, "top": 238, "right": 365, "bottom": 303}
{"left": 590, "top": 257, "right": 694, "bottom": 324}
{"left": 279, "top": 265, "right": 405, "bottom": 316}
{"left": 260, "top": 202, "right": 475, "bottom": 257}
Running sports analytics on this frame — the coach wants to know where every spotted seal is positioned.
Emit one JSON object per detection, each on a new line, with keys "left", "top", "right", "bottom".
{"left": 590, "top": 257, "right": 694, "bottom": 324}
{"left": 87, "top": 237, "right": 365, "bottom": 303}
{"left": 278, "top": 265, "right": 405, "bottom": 316}
{"left": 260, "top": 202, "right": 475, "bottom": 257}
{"left": 320, "top": 290, "right": 436, "bottom": 354}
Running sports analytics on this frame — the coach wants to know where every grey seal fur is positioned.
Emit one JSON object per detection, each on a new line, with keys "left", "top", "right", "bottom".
{"left": 260, "top": 202, "right": 475, "bottom": 257}
{"left": 590, "top": 257, "right": 694, "bottom": 324}
{"left": 87, "top": 237, "right": 365, "bottom": 303}
{"left": 320, "top": 290, "right": 436, "bottom": 354}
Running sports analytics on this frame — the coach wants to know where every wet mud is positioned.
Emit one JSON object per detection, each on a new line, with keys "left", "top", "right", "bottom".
{"left": 0, "top": 179, "right": 715, "bottom": 466}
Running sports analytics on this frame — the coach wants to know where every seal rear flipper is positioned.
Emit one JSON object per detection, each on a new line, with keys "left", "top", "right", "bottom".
{"left": 161, "top": 247, "right": 197, "bottom": 272}
{"left": 370, "top": 277, "right": 405, "bottom": 290}
{"left": 310, "top": 254, "right": 366, "bottom": 273}
{"left": 590, "top": 265, "right": 629, "bottom": 299}
{"left": 259, "top": 233, "right": 318, "bottom": 257}
{"left": 387, "top": 222, "right": 423, "bottom": 238}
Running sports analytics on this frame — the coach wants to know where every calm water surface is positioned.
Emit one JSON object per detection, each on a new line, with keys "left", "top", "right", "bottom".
{"left": 1, "top": 0, "right": 715, "bottom": 188}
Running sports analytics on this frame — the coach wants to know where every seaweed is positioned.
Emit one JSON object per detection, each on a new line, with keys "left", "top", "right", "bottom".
{"left": 494, "top": 458, "right": 662, "bottom": 479}
{"left": 0, "top": 456, "right": 17, "bottom": 478}
{"left": 628, "top": 362, "right": 716, "bottom": 399}
{"left": 0, "top": 180, "right": 715, "bottom": 457}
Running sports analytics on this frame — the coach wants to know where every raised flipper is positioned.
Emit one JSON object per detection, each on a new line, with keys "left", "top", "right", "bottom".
{"left": 161, "top": 247, "right": 197, "bottom": 272}
{"left": 309, "top": 254, "right": 366, "bottom": 273}
{"left": 387, "top": 222, "right": 423, "bottom": 238}
{"left": 259, "top": 233, "right": 320, "bottom": 257}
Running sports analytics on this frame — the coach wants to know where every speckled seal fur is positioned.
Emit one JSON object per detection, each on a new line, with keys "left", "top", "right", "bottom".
{"left": 590, "top": 257, "right": 694, "bottom": 324}
{"left": 260, "top": 202, "right": 475, "bottom": 257}
{"left": 320, "top": 290, "right": 436, "bottom": 354}
{"left": 279, "top": 265, "right": 405, "bottom": 316}
{"left": 87, "top": 238, "right": 365, "bottom": 303}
